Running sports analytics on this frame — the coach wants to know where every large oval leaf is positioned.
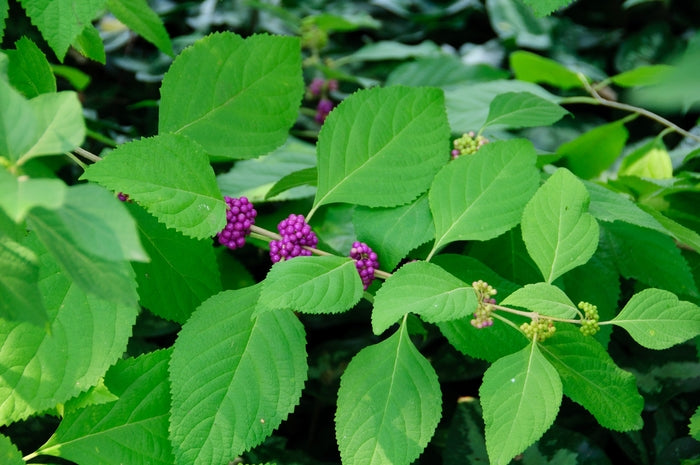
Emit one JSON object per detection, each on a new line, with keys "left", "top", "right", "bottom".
{"left": 169, "top": 285, "right": 307, "bottom": 465}
{"left": 521, "top": 168, "right": 599, "bottom": 283}
{"left": 501, "top": 282, "right": 578, "bottom": 319}
{"left": 429, "top": 138, "right": 539, "bottom": 255}
{"left": 159, "top": 32, "right": 303, "bottom": 160}
{"left": 336, "top": 321, "right": 441, "bottom": 465}
{"left": 311, "top": 85, "right": 449, "bottom": 216}
{"left": 81, "top": 133, "right": 225, "bottom": 240}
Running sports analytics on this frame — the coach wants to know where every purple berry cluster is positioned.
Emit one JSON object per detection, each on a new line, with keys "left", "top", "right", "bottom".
{"left": 216, "top": 196, "right": 257, "bottom": 250}
{"left": 306, "top": 78, "right": 338, "bottom": 124}
{"left": 350, "top": 241, "right": 379, "bottom": 290}
{"left": 270, "top": 214, "right": 318, "bottom": 263}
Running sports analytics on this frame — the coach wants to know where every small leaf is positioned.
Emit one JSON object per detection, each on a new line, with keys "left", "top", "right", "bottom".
{"left": 38, "top": 349, "right": 174, "bottom": 465}
{"left": 258, "top": 256, "right": 363, "bottom": 315}
{"left": 521, "top": 168, "right": 599, "bottom": 283}
{"left": 482, "top": 92, "right": 569, "bottom": 130}
{"left": 169, "top": 286, "right": 307, "bottom": 465}
{"left": 430, "top": 139, "right": 539, "bottom": 254}
{"left": 0, "top": 167, "right": 66, "bottom": 222}
{"left": 6, "top": 36, "right": 56, "bottom": 97}
{"left": 0, "top": 236, "right": 138, "bottom": 424}
{"left": 609, "top": 64, "right": 673, "bottom": 87}
{"left": 0, "top": 236, "right": 48, "bottom": 325}
{"left": 690, "top": 406, "right": 700, "bottom": 441}
{"left": 159, "top": 32, "right": 303, "bottom": 159}
{"left": 539, "top": 325, "right": 643, "bottom": 431}
{"left": 81, "top": 133, "right": 226, "bottom": 239}
{"left": 129, "top": 203, "right": 222, "bottom": 324}
{"left": 0, "top": 434, "right": 24, "bottom": 465}
{"left": 18, "top": 0, "right": 106, "bottom": 61}
{"left": 372, "top": 261, "right": 477, "bottom": 334}
{"left": 501, "top": 283, "right": 578, "bottom": 319}
{"left": 72, "top": 23, "right": 106, "bottom": 64}
{"left": 336, "top": 321, "right": 441, "bottom": 465}
{"left": 353, "top": 193, "right": 435, "bottom": 271}
{"left": 312, "top": 86, "right": 449, "bottom": 215}
{"left": 107, "top": 0, "right": 173, "bottom": 56}
{"left": 619, "top": 145, "right": 673, "bottom": 179}
{"left": 558, "top": 118, "right": 629, "bottom": 179}
{"left": 480, "top": 342, "right": 562, "bottom": 465}
{"left": 612, "top": 288, "right": 700, "bottom": 350}
{"left": 510, "top": 51, "right": 583, "bottom": 89}
{"left": 341, "top": 40, "right": 441, "bottom": 63}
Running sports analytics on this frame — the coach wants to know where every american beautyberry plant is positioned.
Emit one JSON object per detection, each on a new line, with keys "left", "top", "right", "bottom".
{"left": 1, "top": 1, "right": 700, "bottom": 465}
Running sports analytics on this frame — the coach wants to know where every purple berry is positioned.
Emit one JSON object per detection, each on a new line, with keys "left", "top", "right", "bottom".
{"left": 216, "top": 196, "right": 257, "bottom": 250}
{"left": 315, "top": 98, "right": 334, "bottom": 123}
{"left": 308, "top": 77, "right": 325, "bottom": 97}
{"left": 270, "top": 214, "right": 318, "bottom": 263}
{"left": 117, "top": 192, "right": 129, "bottom": 202}
{"left": 350, "top": 241, "right": 379, "bottom": 290}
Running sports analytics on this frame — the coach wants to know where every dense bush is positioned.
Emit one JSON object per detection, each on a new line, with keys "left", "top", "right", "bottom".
{"left": 1, "top": 1, "right": 700, "bottom": 464}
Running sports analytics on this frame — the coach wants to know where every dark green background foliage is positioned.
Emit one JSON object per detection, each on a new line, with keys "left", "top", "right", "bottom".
{"left": 1, "top": 0, "right": 700, "bottom": 464}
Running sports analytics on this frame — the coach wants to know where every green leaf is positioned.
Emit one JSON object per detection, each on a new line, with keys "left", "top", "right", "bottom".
{"left": 6, "top": 36, "right": 56, "bottom": 97}
{"left": 609, "top": 64, "right": 673, "bottom": 87}
{"left": 387, "top": 56, "right": 509, "bottom": 88}
{"left": 585, "top": 181, "right": 666, "bottom": 234}
{"left": 107, "top": 0, "right": 173, "bottom": 56}
{"left": 128, "top": 203, "right": 222, "bottom": 324}
{"left": 0, "top": 79, "right": 39, "bottom": 160}
{"left": 690, "top": 406, "right": 700, "bottom": 441}
{"left": 611, "top": 288, "right": 700, "bottom": 350}
{"left": 0, "top": 167, "right": 66, "bottom": 221}
{"left": 619, "top": 144, "right": 673, "bottom": 179}
{"left": 311, "top": 86, "right": 449, "bottom": 216}
{"left": 353, "top": 193, "right": 435, "bottom": 271}
{"left": 19, "top": 91, "right": 85, "bottom": 163}
{"left": 469, "top": 226, "right": 543, "bottom": 285}
{"left": 18, "top": 0, "right": 106, "bottom": 61}
{"left": 510, "top": 51, "right": 582, "bottom": 89}
{"left": 25, "top": 203, "right": 139, "bottom": 304}
{"left": 38, "top": 349, "right": 174, "bottom": 465}
{"left": 486, "top": 0, "right": 552, "bottom": 49}
{"left": 482, "top": 92, "right": 569, "bottom": 130}
{"left": 0, "top": 0, "right": 8, "bottom": 43}
{"left": 0, "top": 236, "right": 48, "bottom": 325}
{"left": 600, "top": 221, "right": 698, "bottom": 297}
{"left": 521, "top": 0, "right": 573, "bottom": 16}
{"left": 373, "top": 261, "right": 477, "bottom": 334}
{"left": 169, "top": 286, "right": 307, "bottom": 465}
{"left": 159, "top": 32, "right": 303, "bottom": 160}
{"left": 63, "top": 378, "right": 118, "bottom": 413}
{"left": 0, "top": 434, "right": 24, "bottom": 465}
{"left": 0, "top": 236, "right": 138, "bottom": 424}
{"left": 257, "top": 256, "right": 363, "bottom": 315}
{"left": 217, "top": 137, "right": 317, "bottom": 202}
{"left": 521, "top": 168, "right": 599, "bottom": 283}
{"left": 340, "top": 40, "right": 441, "bottom": 63}
{"left": 81, "top": 133, "right": 226, "bottom": 239}
{"left": 445, "top": 80, "right": 561, "bottom": 133}
{"left": 264, "top": 167, "right": 317, "bottom": 201}
{"left": 336, "top": 320, "right": 442, "bottom": 465}
{"left": 539, "top": 324, "right": 643, "bottom": 431}
{"left": 443, "top": 398, "right": 489, "bottom": 465}
{"left": 29, "top": 183, "right": 147, "bottom": 263}
{"left": 72, "top": 23, "right": 106, "bottom": 64}
{"left": 558, "top": 119, "right": 629, "bottom": 179}
{"left": 501, "top": 283, "right": 578, "bottom": 319}
{"left": 430, "top": 139, "right": 539, "bottom": 254}
{"left": 642, "top": 207, "right": 700, "bottom": 254}
{"left": 480, "top": 341, "right": 562, "bottom": 465}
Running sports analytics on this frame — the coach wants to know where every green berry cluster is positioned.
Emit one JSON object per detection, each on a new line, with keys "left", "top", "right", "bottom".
{"left": 578, "top": 301, "right": 600, "bottom": 336}
{"left": 520, "top": 319, "right": 556, "bottom": 342}
{"left": 451, "top": 131, "right": 490, "bottom": 158}
{"left": 300, "top": 18, "right": 328, "bottom": 51}
{"left": 471, "top": 280, "right": 497, "bottom": 329}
